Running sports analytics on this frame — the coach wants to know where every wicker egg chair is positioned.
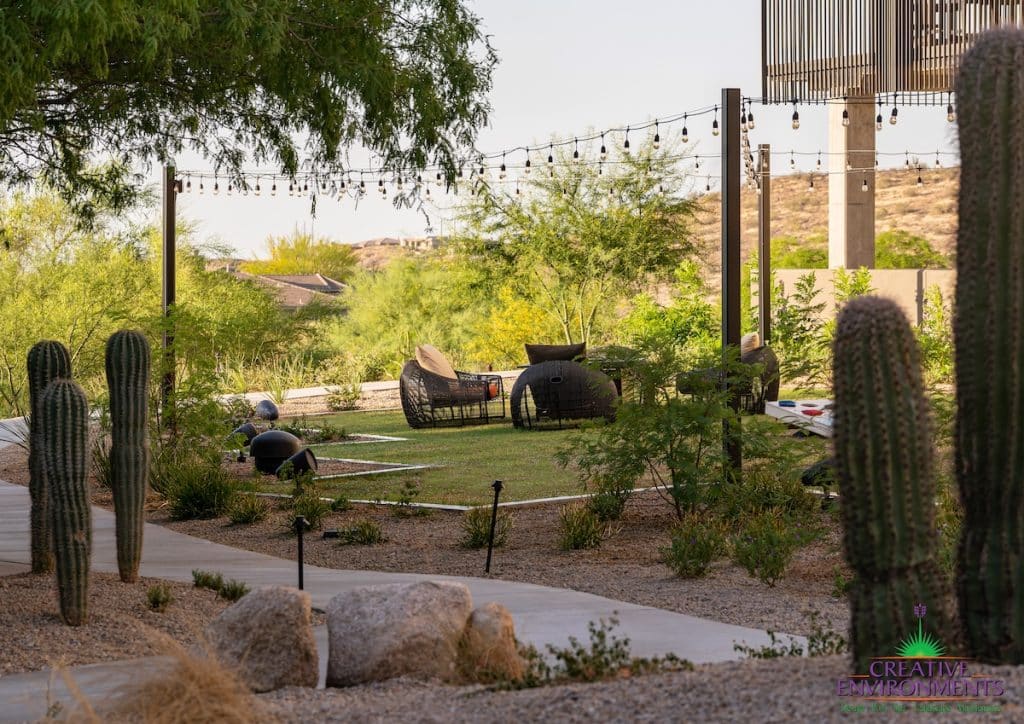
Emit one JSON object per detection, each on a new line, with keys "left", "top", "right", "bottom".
{"left": 399, "top": 360, "right": 506, "bottom": 429}
{"left": 510, "top": 360, "right": 618, "bottom": 429}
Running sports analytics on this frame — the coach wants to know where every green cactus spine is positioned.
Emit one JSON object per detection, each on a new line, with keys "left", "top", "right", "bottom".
{"left": 41, "top": 379, "right": 90, "bottom": 626}
{"left": 105, "top": 330, "right": 151, "bottom": 583}
{"left": 26, "top": 340, "right": 71, "bottom": 574}
{"left": 832, "top": 296, "right": 951, "bottom": 669}
{"left": 954, "top": 28, "right": 1024, "bottom": 663}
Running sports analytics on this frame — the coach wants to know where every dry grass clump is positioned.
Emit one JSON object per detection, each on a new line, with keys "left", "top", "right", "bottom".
{"left": 51, "top": 635, "right": 272, "bottom": 724}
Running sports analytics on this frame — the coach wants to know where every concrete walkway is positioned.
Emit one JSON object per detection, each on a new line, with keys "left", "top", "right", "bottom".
{"left": 0, "top": 468, "right": 799, "bottom": 720}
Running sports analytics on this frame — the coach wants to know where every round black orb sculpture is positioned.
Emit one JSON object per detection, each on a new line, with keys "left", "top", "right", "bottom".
{"left": 255, "top": 399, "right": 280, "bottom": 421}
{"left": 276, "top": 448, "right": 318, "bottom": 479}
{"left": 250, "top": 429, "right": 302, "bottom": 474}
{"left": 229, "top": 422, "right": 259, "bottom": 446}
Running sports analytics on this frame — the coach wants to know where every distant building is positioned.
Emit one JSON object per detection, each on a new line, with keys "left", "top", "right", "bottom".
{"left": 350, "top": 235, "right": 445, "bottom": 251}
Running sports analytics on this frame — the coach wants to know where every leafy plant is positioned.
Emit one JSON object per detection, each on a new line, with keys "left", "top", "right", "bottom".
{"left": 146, "top": 583, "right": 174, "bottom": 613}
{"left": 460, "top": 506, "right": 513, "bottom": 549}
{"left": 291, "top": 488, "right": 331, "bottom": 531}
{"left": 192, "top": 569, "right": 225, "bottom": 592}
{"left": 338, "top": 520, "right": 385, "bottom": 545}
{"left": 771, "top": 272, "right": 829, "bottom": 388}
{"left": 330, "top": 495, "right": 352, "bottom": 513}
{"left": 587, "top": 490, "right": 628, "bottom": 522}
{"left": 218, "top": 579, "right": 250, "bottom": 603}
{"left": 731, "top": 512, "right": 800, "bottom": 587}
{"left": 228, "top": 495, "right": 270, "bottom": 525}
{"left": 558, "top": 502, "right": 604, "bottom": 550}
{"left": 393, "top": 479, "right": 425, "bottom": 517}
{"left": 734, "top": 611, "right": 847, "bottom": 658}
{"left": 875, "top": 229, "right": 950, "bottom": 269}
{"left": 831, "top": 566, "right": 854, "bottom": 599}
{"left": 162, "top": 455, "right": 236, "bottom": 520}
{"left": 661, "top": 515, "right": 725, "bottom": 578}
{"left": 326, "top": 384, "right": 361, "bottom": 412}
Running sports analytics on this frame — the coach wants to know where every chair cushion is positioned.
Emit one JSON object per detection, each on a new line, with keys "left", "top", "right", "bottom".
{"left": 740, "top": 332, "right": 761, "bottom": 356}
{"left": 416, "top": 344, "right": 457, "bottom": 379}
{"left": 487, "top": 381, "right": 500, "bottom": 400}
{"left": 524, "top": 342, "right": 586, "bottom": 365}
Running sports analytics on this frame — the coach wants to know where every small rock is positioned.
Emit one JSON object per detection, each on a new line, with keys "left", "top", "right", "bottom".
{"left": 458, "top": 602, "right": 524, "bottom": 683}
{"left": 206, "top": 587, "right": 318, "bottom": 692}
{"left": 326, "top": 581, "right": 473, "bottom": 687}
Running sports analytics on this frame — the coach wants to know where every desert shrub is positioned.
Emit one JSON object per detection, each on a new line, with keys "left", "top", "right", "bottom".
{"left": 338, "top": 519, "right": 385, "bottom": 545}
{"left": 228, "top": 495, "right": 269, "bottom": 525}
{"left": 330, "top": 495, "right": 352, "bottom": 513}
{"left": 661, "top": 515, "right": 725, "bottom": 578}
{"left": 936, "top": 481, "right": 962, "bottom": 579}
{"left": 587, "top": 490, "right": 628, "bottom": 522}
{"left": 192, "top": 569, "right": 224, "bottom": 591}
{"left": 875, "top": 229, "right": 949, "bottom": 269}
{"left": 292, "top": 492, "right": 330, "bottom": 531}
{"left": 277, "top": 415, "right": 348, "bottom": 443}
{"left": 218, "top": 579, "right": 250, "bottom": 602}
{"left": 731, "top": 512, "right": 801, "bottom": 586}
{"left": 221, "top": 395, "right": 256, "bottom": 426}
{"left": 163, "top": 456, "right": 236, "bottom": 520}
{"left": 734, "top": 610, "right": 847, "bottom": 658}
{"left": 146, "top": 583, "right": 173, "bottom": 612}
{"left": 393, "top": 478, "right": 424, "bottom": 516}
{"left": 91, "top": 435, "right": 113, "bottom": 489}
{"left": 558, "top": 502, "right": 604, "bottom": 550}
{"left": 460, "top": 506, "right": 513, "bottom": 549}
{"left": 327, "top": 383, "right": 361, "bottom": 411}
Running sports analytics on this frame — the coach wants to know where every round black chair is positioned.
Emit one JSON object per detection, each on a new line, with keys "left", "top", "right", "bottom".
{"left": 510, "top": 360, "right": 618, "bottom": 429}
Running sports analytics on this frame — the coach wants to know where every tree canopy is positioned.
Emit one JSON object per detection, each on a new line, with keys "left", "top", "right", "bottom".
{"left": 0, "top": 1, "right": 495, "bottom": 218}
{"left": 240, "top": 233, "right": 358, "bottom": 282}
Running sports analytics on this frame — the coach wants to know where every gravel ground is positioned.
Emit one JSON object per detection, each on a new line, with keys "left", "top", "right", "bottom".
{"left": 156, "top": 493, "right": 850, "bottom": 638}
{"left": 0, "top": 572, "right": 228, "bottom": 675}
{"left": 258, "top": 656, "right": 1022, "bottom": 723}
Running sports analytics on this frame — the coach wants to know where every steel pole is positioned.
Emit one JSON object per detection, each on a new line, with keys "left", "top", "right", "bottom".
{"left": 758, "top": 144, "right": 772, "bottom": 344}
{"left": 161, "top": 165, "right": 178, "bottom": 430}
{"left": 721, "top": 88, "right": 743, "bottom": 483}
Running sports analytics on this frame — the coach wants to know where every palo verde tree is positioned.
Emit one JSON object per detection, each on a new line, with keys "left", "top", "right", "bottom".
{"left": 453, "top": 137, "right": 699, "bottom": 346}
{"left": 240, "top": 232, "right": 358, "bottom": 283}
{"left": 0, "top": 1, "right": 495, "bottom": 220}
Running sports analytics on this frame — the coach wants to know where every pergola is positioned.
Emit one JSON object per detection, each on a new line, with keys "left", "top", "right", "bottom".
{"left": 761, "top": 0, "right": 1024, "bottom": 268}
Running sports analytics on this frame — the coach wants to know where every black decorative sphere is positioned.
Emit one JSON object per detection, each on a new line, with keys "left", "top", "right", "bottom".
{"left": 229, "top": 422, "right": 259, "bottom": 446}
{"left": 250, "top": 429, "right": 302, "bottom": 474}
{"left": 276, "top": 448, "right": 318, "bottom": 479}
{"left": 255, "top": 399, "right": 280, "bottom": 421}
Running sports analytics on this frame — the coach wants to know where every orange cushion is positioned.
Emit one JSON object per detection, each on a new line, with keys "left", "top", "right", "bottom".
{"left": 487, "top": 381, "right": 499, "bottom": 400}
{"left": 416, "top": 344, "right": 457, "bottom": 379}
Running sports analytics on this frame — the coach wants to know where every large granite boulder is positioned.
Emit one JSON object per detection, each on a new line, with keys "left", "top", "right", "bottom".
{"left": 206, "top": 587, "right": 318, "bottom": 692}
{"left": 458, "top": 602, "right": 524, "bottom": 683}
{"left": 326, "top": 581, "right": 473, "bottom": 687}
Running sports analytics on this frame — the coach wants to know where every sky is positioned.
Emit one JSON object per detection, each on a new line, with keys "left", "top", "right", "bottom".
{"left": 162, "top": 0, "right": 961, "bottom": 258}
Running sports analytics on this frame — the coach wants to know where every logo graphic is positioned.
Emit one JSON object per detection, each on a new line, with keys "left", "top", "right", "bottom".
{"left": 835, "top": 603, "right": 1005, "bottom": 715}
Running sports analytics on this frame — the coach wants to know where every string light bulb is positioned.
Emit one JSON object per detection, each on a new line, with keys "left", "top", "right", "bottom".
{"left": 705, "top": 177, "right": 711, "bottom": 193}
{"left": 288, "top": 181, "right": 294, "bottom": 196}
{"left": 681, "top": 114, "right": 689, "bottom": 143}
{"left": 808, "top": 175, "right": 815, "bottom": 192}
{"left": 746, "top": 107, "right": 755, "bottom": 130}
{"left": 227, "top": 182, "right": 233, "bottom": 196}
{"left": 213, "top": 179, "right": 219, "bottom": 195}
{"left": 947, "top": 93, "right": 956, "bottom": 123}
{"left": 255, "top": 178, "right": 261, "bottom": 195}
{"left": 917, "top": 168, "right": 924, "bottom": 186}
{"left": 935, "top": 151, "right": 941, "bottom": 168}
{"left": 271, "top": 181, "right": 277, "bottom": 196}
{"left": 624, "top": 127, "right": 631, "bottom": 152}
{"left": 791, "top": 100, "right": 800, "bottom": 130}
{"left": 876, "top": 100, "right": 883, "bottom": 131}
{"left": 695, "top": 155, "right": 701, "bottom": 171}
{"left": 861, "top": 177, "right": 869, "bottom": 193}
{"left": 740, "top": 108, "right": 747, "bottom": 132}
{"left": 600, "top": 133, "right": 607, "bottom": 161}
{"left": 713, "top": 107, "right": 720, "bottom": 136}
{"left": 889, "top": 94, "right": 898, "bottom": 125}
{"left": 499, "top": 154, "right": 507, "bottom": 179}
{"left": 816, "top": 152, "right": 822, "bottom": 171}
{"left": 524, "top": 153, "right": 532, "bottom": 175}
{"left": 790, "top": 151, "right": 796, "bottom": 170}
{"left": 435, "top": 172, "right": 442, "bottom": 187}
{"left": 573, "top": 139, "right": 580, "bottom": 163}
{"left": 198, "top": 180, "right": 204, "bottom": 194}
{"left": 653, "top": 123, "right": 660, "bottom": 149}
{"left": 185, "top": 177, "right": 192, "bottom": 192}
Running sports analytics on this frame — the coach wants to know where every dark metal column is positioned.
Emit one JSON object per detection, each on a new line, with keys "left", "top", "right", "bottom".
{"left": 162, "top": 165, "right": 179, "bottom": 429}
{"left": 721, "top": 88, "right": 742, "bottom": 482}
{"left": 758, "top": 144, "right": 772, "bottom": 343}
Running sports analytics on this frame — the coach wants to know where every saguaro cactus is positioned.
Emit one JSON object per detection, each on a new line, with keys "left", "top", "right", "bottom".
{"left": 832, "top": 296, "right": 951, "bottom": 669}
{"left": 26, "top": 340, "right": 71, "bottom": 573}
{"left": 41, "top": 379, "right": 90, "bottom": 626}
{"left": 105, "top": 330, "right": 151, "bottom": 583}
{"left": 954, "top": 28, "right": 1024, "bottom": 663}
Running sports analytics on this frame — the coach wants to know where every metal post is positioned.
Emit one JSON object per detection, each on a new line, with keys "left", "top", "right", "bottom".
{"left": 758, "top": 144, "right": 772, "bottom": 344}
{"left": 161, "top": 165, "right": 179, "bottom": 430}
{"left": 296, "top": 515, "right": 307, "bottom": 590}
{"left": 484, "top": 480, "right": 503, "bottom": 573}
{"left": 721, "top": 88, "right": 743, "bottom": 483}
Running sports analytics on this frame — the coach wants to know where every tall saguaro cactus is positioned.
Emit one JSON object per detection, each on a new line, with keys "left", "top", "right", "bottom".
{"left": 954, "top": 28, "right": 1024, "bottom": 663}
{"left": 41, "top": 379, "right": 91, "bottom": 626}
{"left": 832, "top": 296, "right": 951, "bottom": 668}
{"left": 105, "top": 330, "right": 151, "bottom": 583}
{"left": 26, "top": 340, "right": 71, "bottom": 573}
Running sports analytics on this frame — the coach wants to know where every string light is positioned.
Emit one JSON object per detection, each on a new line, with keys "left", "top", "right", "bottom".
{"left": 378, "top": 178, "right": 385, "bottom": 195}
{"left": 213, "top": 179, "right": 219, "bottom": 195}
{"left": 500, "top": 153, "right": 507, "bottom": 179}
{"left": 653, "top": 123, "right": 660, "bottom": 149}
{"left": 435, "top": 172, "right": 442, "bottom": 187}
{"left": 524, "top": 151, "right": 532, "bottom": 175}
{"left": 842, "top": 96, "right": 850, "bottom": 127}
{"left": 623, "top": 127, "right": 631, "bottom": 152}
{"left": 573, "top": 138, "right": 580, "bottom": 163}
{"left": 746, "top": 107, "right": 755, "bottom": 130}
{"left": 808, "top": 175, "right": 815, "bottom": 192}
{"left": 789, "top": 151, "right": 795, "bottom": 170}
{"left": 185, "top": 176, "right": 192, "bottom": 192}
{"left": 712, "top": 107, "right": 720, "bottom": 136}
{"left": 935, "top": 151, "right": 941, "bottom": 168}
{"left": 791, "top": 100, "right": 800, "bottom": 130}
{"left": 740, "top": 105, "right": 748, "bottom": 132}
{"left": 600, "top": 133, "right": 607, "bottom": 161}
{"left": 861, "top": 177, "right": 869, "bottom": 193}
{"left": 917, "top": 165, "right": 924, "bottom": 186}
{"left": 681, "top": 114, "right": 689, "bottom": 143}
{"left": 547, "top": 144, "right": 554, "bottom": 165}
{"left": 947, "top": 92, "right": 956, "bottom": 123}
{"left": 816, "top": 152, "right": 822, "bottom": 171}
{"left": 227, "top": 182, "right": 233, "bottom": 196}
{"left": 889, "top": 93, "right": 898, "bottom": 125}
{"left": 705, "top": 176, "right": 711, "bottom": 192}
{"left": 271, "top": 181, "right": 277, "bottom": 196}
{"left": 695, "top": 155, "right": 701, "bottom": 171}
{"left": 905, "top": 152, "right": 911, "bottom": 169}
{"left": 198, "top": 179, "right": 204, "bottom": 194}
{"left": 876, "top": 99, "right": 883, "bottom": 131}
{"left": 255, "top": 178, "right": 261, "bottom": 195}
{"left": 288, "top": 181, "right": 294, "bottom": 196}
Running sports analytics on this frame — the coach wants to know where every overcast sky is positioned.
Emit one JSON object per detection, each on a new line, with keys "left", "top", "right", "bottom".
{"left": 163, "top": 0, "right": 959, "bottom": 258}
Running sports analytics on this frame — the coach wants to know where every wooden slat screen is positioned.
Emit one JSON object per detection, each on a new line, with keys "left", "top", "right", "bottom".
{"left": 763, "top": 0, "right": 1024, "bottom": 102}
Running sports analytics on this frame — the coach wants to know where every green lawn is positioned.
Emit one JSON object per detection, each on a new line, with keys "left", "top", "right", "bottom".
{"left": 286, "top": 411, "right": 583, "bottom": 506}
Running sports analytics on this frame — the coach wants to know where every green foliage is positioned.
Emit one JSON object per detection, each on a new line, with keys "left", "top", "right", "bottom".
{"left": 240, "top": 232, "right": 357, "bottom": 282}
{"left": 192, "top": 569, "right": 224, "bottom": 592}
{"left": 393, "top": 479, "right": 423, "bottom": 516}
{"left": 770, "top": 272, "right": 829, "bottom": 388}
{"left": 228, "top": 495, "right": 270, "bottom": 525}
{"left": 455, "top": 139, "right": 699, "bottom": 346}
{"left": 291, "top": 485, "right": 331, "bottom": 531}
{"left": 731, "top": 512, "right": 801, "bottom": 587}
{"left": 875, "top": 230, "right": 950, "bottom": 269}
{"left": 662, "top": 515, "right": 725, "bottom": 578}
{"left": 161, "top": 454, "right": 236, "bottom": 520}
{"left": 217, "top": 579, "right": 250, "bottom": 603}
{"left": 0, "top": 1, "right": 495, "bottom": 215}
{"left": 330, "top": 495, "right": 352, "bottom": 513}
{"left": 918, "top": 285, "right": 954, "bottom": 386}
{"left": 276, "top": 416, "right": 348, "bottom": 444}
{"left": 771, "top": 235, "right": 828, "bottom": 269}
{"left": 146, "top": 583, "right": 173, "bottom": 613}
{"left": 558, "top": 502, "right": 604, "bottom": 550}
{"left": 326, "top": 383, "right": 361, "bottom": 412}
{"left": 460, "top": 506, "right": 513, "bottom": 549}
{"left": 832, "top": 567, "right": 854, "bottom": 599}
{"left": 733, "top": 611, "right": 847, "bottom": 658}
{"left": 587, "top": 491, "right": 628, "bottom": 522}
{"left": 338, "top": 520, "right": 385, "bottom": 545}
{"left": 514, "top": 617, "right": 692, "bottom": 689}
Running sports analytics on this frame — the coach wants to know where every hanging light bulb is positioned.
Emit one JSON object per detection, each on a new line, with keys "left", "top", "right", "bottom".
{"left": 713, "top": 107, "right": 720, "bottom": 136}
{"left": 359, "top": 176, "right": 366, "bottom": 190}
{"left": 889, "top": 93, "right": 898, "bottom": 125}
{"left": 227, "top": 182, "right": 233, "bottom": 195}
{"left": 747, "top": 107, "right": 755, "bottom": 130}
{"left": 705, "top": 177, "right": 711, "bottom": 193}
{"left": 515, "top": 183, "right": 521, "bottom": 196}
{"left": 547, "top": 144, "right": 554, "bottom": 165}
{"left": 524, "top": 153, "right": 532, "bottom": 175}
{"left": 790, "top": 152, "right": 796, "bottom": 170}
{"left": 499, "top": 154, "right": 507, "bottom": 179}
{"left": 320, "top": 181, "right": 327, "bottom": 192}
{"left": 185, "top": 176, "right": 192, "bottom": 192}
{"left": 740, "top": 108, "right": 747, "bottom": 132}
{"left": 808, "top": 175, "right": 815, "bottom": 192}
{"left": 397, "top": 176, "right": 404, "bottom": 190}
{"left": 876, "top": 100, "right": 883, "bottom": 131}
{"left": 599, "top": 133, "right": 607, "bottom": 161}
{"left": 598, "top": 161, "right": 603, "bottom": 176}
{"left": 861, "top": 177, "right": 869, "bottom": 193}
{"left": 213, "top": 180, "right": 219, "bottom": 195}
{"left": 905, "top": 153, "right": 911, "bottom": 169}
{"left": 416, "top": 174, "right": 422, "bottom": 185}
{"left": 573, "top": 138, "right": 580, "bottom": 163}
{"left": 947, "top": 94, "right": 956, "bottom": 123}
{"left": 791, "top": 100, "right": 800, "bottom": 130}
{"left": 653, "top": 123, "right": 660, "bottom": 149}
{"left": 935, "top": 151, "right": 941, "bottom": 168}
{"left": 695, "top": 155, "right": 701, "bottom": 171}
{"left": 478, "top": 164, "right": 486, "bottom": 178}
{"left": 271, "top": 181, "right": 277, "bottom": 196}
{"left": 917, "top": 170, "right": 924, "bottom": 187}
{"left": 875, "top": 154, "right": 879, "bottom": 168}
{"left": 842, "top": 108, "right": 850, "bottom": 127}
{"left": 288, "top": 181, "right": 294, "bottom": 196}
{"left": 339, "top": 178, "right": 346, "bottom": 191}
{"left": 255, "top": 178, "right": 261, "bottom": 196}
{"left": 425, "top": 186, "right": 431, "bottom": 198}
{"left": 624, "top": 127, "right": 631, "bottom": 152}
{"left": 435, "top": 172, "right": 442, "bottom": 187}
{"left": 816, "top": 152, "right": 822, "bottom": 171}
{"left": 198, "top": 179, "right": 204, "bottom": 194}
{"left": 681, "top": 114, "right": 689, "bottom": 143}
